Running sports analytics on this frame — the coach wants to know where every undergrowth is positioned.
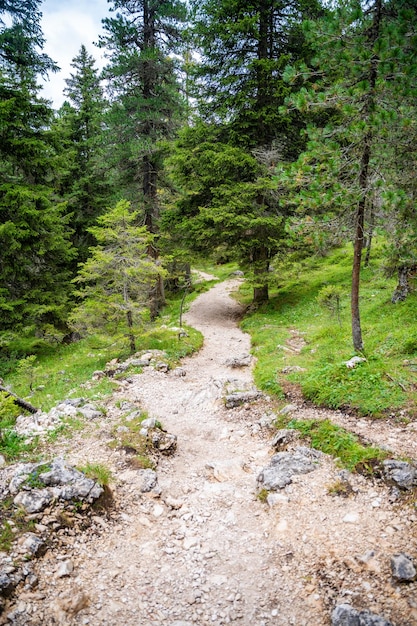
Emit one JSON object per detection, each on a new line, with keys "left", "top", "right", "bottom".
{"left": 241, "top": 241, "right": 417, "bottom": 418}
{"left": 277, "top": 417, "right": 388, "bottom": 472}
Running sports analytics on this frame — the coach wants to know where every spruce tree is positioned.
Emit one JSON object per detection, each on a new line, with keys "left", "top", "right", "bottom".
{"left": 99, "top": 0, "right": 187, "bottom": 317}
{"left": 0, "top": 0, "right": 74, "bottom": 337}
{"left": 282, "top": 0, "right": 417, "bottom": 350}
{"left": 57, "top": 45, "right": 112, "bottom": 265}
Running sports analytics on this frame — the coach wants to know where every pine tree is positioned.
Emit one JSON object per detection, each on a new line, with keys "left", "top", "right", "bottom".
{"left": 57, "top": 45, "right": 112, "bottom": 265}
{"left": 70, "top": 200, "right": 163, "bottom": 352}
{"left": 99, "top": 0, "right": 187, "bottom": 317}
{"left": 0, "top": 0, "right": 74, "bottom": 336}
{"left": 282, "top": 0, "right": 417, "bottom": 350}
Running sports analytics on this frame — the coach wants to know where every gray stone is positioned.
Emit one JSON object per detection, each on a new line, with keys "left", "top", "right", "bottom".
{"left": 19, "top": 533, "right": 45, "bottom": 556}
{"left": 279, "top": 404, "right": 297, "bottom": 415}
{"left": 141, "top": 417, "right": 158, "bottom": 429}
{"left": 0, "top": 573, "right": 17, "bottom": 598}
{"left": 138, "top": 469, "right": 158, "bottom": 493}
{"left": 172, "top": 367, "right": 187, "bottom": 377}
{"left": 155, "top": 362, "right": 170, "bottom": 372}
{"left": 332, "top": 605, "right": 394, "bottom": 626}
{"left": 257, "top": 447, "right": 319, "bottom": 492}
{"left": 14, "top": 489, "right": 53, "bottom": 513}
{"left": 390, "top": 553, "right": 417, "bottom": 581}
{"left": 383, "top": 459, "right": 417, "bottom": 490}
{"left": 281, "top": 366, "right": 306, "bottom": 374}
{"left": 225, "top": 355, "right": 252, "bottom": 368}
{"left": 225, "top": 390, "right": 263, "bottom": 409}
{"left": 129, "top": 358, "right": 151, "bottom": 367}
{"left": 55, "top": 560, "right": 74, "bottom": 578}
{"left": 270, "top": 429, "right": 299, "bottom": 450}
{"left": 61, "top": 398, "right": 84, "bottom": 407}
{"left": 39, "top": 458, "right": 103, "bottom": 502}
{"left": 230, "top": 271, "right": 244, "bottom": 277}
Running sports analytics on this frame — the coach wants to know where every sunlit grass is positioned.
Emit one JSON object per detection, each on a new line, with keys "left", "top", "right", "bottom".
{"left": 241, "top": 240, "right": 417, "bottom": 417}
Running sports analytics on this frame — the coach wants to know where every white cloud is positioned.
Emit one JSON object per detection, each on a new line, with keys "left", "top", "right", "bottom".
{"left": 39, "top": 0, "right": 110, "bottom": 108}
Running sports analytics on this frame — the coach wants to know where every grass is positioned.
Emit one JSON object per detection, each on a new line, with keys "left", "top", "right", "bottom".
{"left": 280, "top": 417, "right": 389, "bottom": 472}
{"left": 240, "top": 240, "right": 417, "bottom": 418}
{"left": 79, "top": 462, "right": 112, "bottom": 486}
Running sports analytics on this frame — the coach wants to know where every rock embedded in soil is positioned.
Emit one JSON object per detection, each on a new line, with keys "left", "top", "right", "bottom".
{"left": 390, "top": 553, "right": 417, "bottom": 581}
{"left": 332, "top": 604, "right": 394, "bottom": 626}
{"left": 382, "top": 460, "right": 417, "bottom": 490}
{"left": 224, "top": 390, "right": 264, "bottom": 409}
{"left": 257, "top": 446, "right": 320, "bottom": 491}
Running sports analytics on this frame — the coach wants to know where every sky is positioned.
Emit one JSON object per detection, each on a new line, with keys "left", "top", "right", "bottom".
{"left": 39, "top": 0, "right": 111, "bottom": 108}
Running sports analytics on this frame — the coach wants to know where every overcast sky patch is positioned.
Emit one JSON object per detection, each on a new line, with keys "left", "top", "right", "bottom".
{"left": 39, "top": 0, "right": 110, "bottom": 108}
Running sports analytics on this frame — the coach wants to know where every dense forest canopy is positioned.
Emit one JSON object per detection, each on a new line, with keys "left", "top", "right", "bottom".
{"left": 0, "top": 0, "right": 416, "bottom": 357}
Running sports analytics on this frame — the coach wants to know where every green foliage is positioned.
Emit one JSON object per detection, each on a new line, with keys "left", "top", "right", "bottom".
{"left": 16, "top": 355, "right": 37, "bottom": 392}
{"left": 241, "top": 242, "right": 417, "bottom": 417}
{"left": 0, "top": 392, "right": 20, "bottom": 430}
{"left": 0, "top": 430, "right": 36, "bottom": 461}
{"left": 282, "top": 418, "right": 388, "bottom": 472}
{"left": 79, "top": 463, "right": 112, "bottom": 486}
{"left": 317, "top": 285, "right": 342, "bottom": 324}
{"left": 70, "top": 200, "right": 164, "bottom": 351}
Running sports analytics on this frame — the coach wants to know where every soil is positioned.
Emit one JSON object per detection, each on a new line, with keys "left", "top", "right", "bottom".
{"left": 4, "top": 279, "right": 417, "bottom": 626}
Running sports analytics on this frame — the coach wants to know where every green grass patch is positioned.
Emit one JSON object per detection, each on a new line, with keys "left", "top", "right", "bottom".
{"left": 281, "top": 417, "right": 388, "bottom": 471}
{"left": 79, "top": 462, "right": 112, "bottom": 486}
{"left": 241, "top": 240, "right": 417, "bottom": 417}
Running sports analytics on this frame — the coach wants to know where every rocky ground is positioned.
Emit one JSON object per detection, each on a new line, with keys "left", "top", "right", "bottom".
{"left": 1, "top": 278, "right": 417, "bottom": 626}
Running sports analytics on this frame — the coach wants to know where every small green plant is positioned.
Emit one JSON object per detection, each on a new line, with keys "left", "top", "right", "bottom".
{"left": 0, "top": 430, "right": 37, "bottom": 461}
{"left": 24, "top": 463, "right": 51, "bottom": 488}
{"left": 131, "top": 455, "right": 156, "bottom": 470}
{"left": 79, "top": 462, "right": 112, "bottom": 486}
{"left": 317, "top": 285, "right": 343, "bottom": 325}
{"left": 327, "top": 479, "right": 353, "bottom": 497}
{"left": 257, "top": 488, "right": 269, "bottom": 503}
{"left": 0, "top": 392, "right": 20, "bottom": 430}
{"left": 16, "top": 355, "right": 38, "bottom": 392}
{"left": 0, "top": 521, "right": 15, "bottom": 552}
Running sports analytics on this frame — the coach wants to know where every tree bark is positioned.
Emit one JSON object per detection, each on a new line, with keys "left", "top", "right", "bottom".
{"left": 0, "top": 385, "right": 38, "bottom": 414}
{"left": 126, "top": 309, "right": 136, "bottom": 353}
{"left": 391, "top": 266, "right": 411, "bottom": 303}
{"left": 253, "top": 244, "right": 269, "bottom": 303}
{"left": 351, "top": 0, "right": 382, "bottom": 352}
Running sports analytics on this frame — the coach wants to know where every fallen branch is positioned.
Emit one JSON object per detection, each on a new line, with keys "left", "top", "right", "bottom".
{"left": 0, "top": 385, "right": 38, "bottom": 414}
{"left": 385, "top": 374, "right": 407, "bottom": 393}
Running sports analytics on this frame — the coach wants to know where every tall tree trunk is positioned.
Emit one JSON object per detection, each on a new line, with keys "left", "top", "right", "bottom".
{"left": 141, "top": 0, "right": 165, "bottom": 319}
{"left": 126, "top": 309, "right": 136, "bottom": 353}
{"left": 253, "top": 244, "right": 269, "bottom": 303}
{"left": 364, "top": 200, "right": 375, "bottom": 267}
{"left": 351, "top": 0, "right": 381, "bottom": 352}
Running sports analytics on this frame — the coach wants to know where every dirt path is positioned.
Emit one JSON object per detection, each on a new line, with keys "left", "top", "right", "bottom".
{"left": 6, "top": 279, "right": 417, "bottom": 626}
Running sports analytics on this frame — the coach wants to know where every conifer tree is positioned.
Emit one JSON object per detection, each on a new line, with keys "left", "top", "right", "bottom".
{"left": 70, "top": 200, "right": 163, "bottom": 352}
{"left": 57, "top": 45, "right": 112, "bottom": 265}
{"left": 99, "top": 0, "right": 187, "bottom": 317}
{"left": 282, "top": 0, "right": 417, "bottom": 350}
{"left": 0, "top": 0, "right": 74, "bottom": 337}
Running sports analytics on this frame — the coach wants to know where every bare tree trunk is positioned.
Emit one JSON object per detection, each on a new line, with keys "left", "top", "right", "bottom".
{"left": 364, "top": 201, "right": 375, "bottom": 268}
{"left": 126, "top": 310, "right": 136, "bottom": 353}
{"left": 0, "top": 385, "right": 38, "bottom": 414}
{"left": 253, "top": 244, "right": 269, "bottom": 304}
{"left": 391, "top": 266, "right": 411, "bottom": 303}
{"left": 351, "top": 0, "right": 381, "bottom": 352}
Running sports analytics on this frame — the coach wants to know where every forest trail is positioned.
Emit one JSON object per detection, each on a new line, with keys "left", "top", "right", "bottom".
{"left": 5, "top": 279, "right": 417, "bottom": 626}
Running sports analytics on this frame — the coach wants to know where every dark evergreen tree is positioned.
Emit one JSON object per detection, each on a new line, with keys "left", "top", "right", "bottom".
{"left": 99, "top": 0, "right": 187, "bottom": 317}
{"left": 282, "top": 0, "right": 417, "bottom": 350}
{"left": 57, "top": 45, "right": 112, "bottom": 265}
{"left": 0, "top": 1, "right": 74, "bottom": 337}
